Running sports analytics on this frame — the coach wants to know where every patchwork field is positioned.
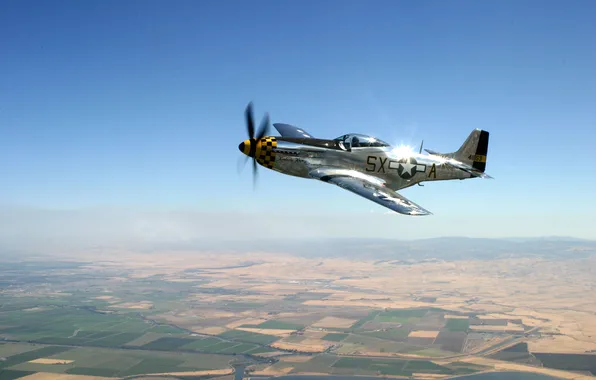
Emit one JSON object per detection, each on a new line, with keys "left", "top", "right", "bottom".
{"left": 1, "top": 244, "right": 595, "bottom": 378}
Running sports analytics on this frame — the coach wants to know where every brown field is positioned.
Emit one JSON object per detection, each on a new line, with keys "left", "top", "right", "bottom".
{"left": 278, "top": 355, "right": 313, "bottom": 363}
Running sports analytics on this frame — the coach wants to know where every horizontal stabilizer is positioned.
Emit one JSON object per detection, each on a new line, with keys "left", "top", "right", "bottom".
{"left": 446, "top": 161, "right": 493, "bottom": 179}
{"left": 424, "top": 148, "right": 446, "bottom": 156}
{"left": 273, "top": 123, "right": 314, "bottom": 139}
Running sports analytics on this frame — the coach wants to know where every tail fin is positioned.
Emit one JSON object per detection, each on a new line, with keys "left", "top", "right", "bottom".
{"left": 452, "top": 129, "right": 489, "bottom": 172}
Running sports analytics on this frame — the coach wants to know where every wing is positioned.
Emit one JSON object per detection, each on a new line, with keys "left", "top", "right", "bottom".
{"left": 273, "top": 123, "right": 314, "bottom": 139}
{"left": 309, "top": 168, "right": 432, "bottom": 216}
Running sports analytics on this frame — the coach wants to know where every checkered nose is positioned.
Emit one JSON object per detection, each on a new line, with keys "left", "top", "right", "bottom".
{"left": 239, "top": 139, "right": 253, "bottom": 157}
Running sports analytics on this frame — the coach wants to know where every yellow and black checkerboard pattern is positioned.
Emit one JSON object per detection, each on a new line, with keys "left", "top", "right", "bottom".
{"left": 256, "top": 137, "right": 277, "bottom": 169}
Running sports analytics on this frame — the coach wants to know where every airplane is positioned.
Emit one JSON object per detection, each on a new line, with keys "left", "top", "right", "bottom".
{"left": 238, "top": 102, "right": 492, "bottom": 216}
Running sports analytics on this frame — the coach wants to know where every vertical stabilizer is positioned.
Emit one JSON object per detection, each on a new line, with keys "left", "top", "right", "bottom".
{"left": 452, "top": 129, "right": 489, "bottom": 172}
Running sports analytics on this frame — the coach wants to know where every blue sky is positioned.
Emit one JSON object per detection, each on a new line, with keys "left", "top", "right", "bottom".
{"left": 1, "top": 0, "right": 595, "bottom": 243}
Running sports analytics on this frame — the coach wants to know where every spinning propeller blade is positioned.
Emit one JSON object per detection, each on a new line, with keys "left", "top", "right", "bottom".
{"left": 239, "top": 102, "right": 270, "bottom": 188}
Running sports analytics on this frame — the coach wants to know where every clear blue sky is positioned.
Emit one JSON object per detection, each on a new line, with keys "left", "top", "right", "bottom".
{"left": 1, "top": 0, "right": 595, "bottom": 243}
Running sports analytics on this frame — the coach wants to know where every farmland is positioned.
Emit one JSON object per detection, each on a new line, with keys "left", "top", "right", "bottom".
{"left": 1, "top": 243, "right": 596, "bottom": 378}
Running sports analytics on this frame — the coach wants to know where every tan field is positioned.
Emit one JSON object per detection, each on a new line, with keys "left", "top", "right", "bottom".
{"left": 469, "top": 324, "right": 525, "bottom": 333}
{"left": 253, "top": 366, "right": 294, "bottom": 376}
{"left": 195, "top": 326, "right": 227, "bottom": 335}
{"left": 412, "top": 374, "right": 450, "bottom": 379}
{"left": 144, "top": 369, "right": 233, "bottom": 377}
{"left": 110, "top": 301, "right": 153, "bottom": 309}
{"left": 226, "top": 318, "right": 268, "bottom": 329}
{"left": 284, "top": 372, "right": 333, "bottom": 376}
{"left": 29, "top": 358, "right": 74, "bottom": 364}
{"left": 20, "top": 373, "right": 113, "bottom": 380}
{"left": 311, "top": 316, "right": 357, "bottom": 328}
{"left": 528, "top": 335, "right": 596, "bottom": 353}
{"left": 272, "top": 339, "right": 330, "bottom": 352}
{"left": 303, "top": 299, "right": 432, "bottom": 308}
{"left": 237, "top": 327, "right": 297, "bottom": 336}
{"left": 408, "top": 330, "right": 440, "bottom": 338}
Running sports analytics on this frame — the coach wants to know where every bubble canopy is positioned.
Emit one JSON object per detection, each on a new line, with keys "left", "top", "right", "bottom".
{"left": 333, "top": 133, "right": 391, "bottom": 148}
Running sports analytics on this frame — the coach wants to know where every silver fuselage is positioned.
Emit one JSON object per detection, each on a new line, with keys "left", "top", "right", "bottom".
{"left": 269, "top": 138, "right": 471, "bottom": 191}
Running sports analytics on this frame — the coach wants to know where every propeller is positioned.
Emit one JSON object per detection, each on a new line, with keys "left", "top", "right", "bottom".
{"left": 239, "top": 102, "right": 270, "bottom": 188}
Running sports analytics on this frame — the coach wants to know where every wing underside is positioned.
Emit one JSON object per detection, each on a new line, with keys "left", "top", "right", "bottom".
{"left": 309, "top": 168, "right": 432, "bottom": 216}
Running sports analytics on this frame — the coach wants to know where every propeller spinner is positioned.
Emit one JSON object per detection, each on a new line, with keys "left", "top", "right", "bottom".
{"left": 238, "top": 102, "right": 270, "bottom": 186}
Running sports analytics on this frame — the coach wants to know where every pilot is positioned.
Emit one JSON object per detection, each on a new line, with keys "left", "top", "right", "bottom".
{"left": 352, "top": 136, "right": 360, "bottom": 147}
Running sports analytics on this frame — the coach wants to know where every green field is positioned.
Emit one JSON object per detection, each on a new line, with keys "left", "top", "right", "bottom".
{"left": 322, "top": 333, "right": 348, "bottom": 341}
{"left": 0, "top": 342, "right": 40, "bottom": 357}
{"left": 119, "top": 357, "right": 186, "bottom": 376}
{"left": 375, "top": 315, "right": 411, "bottom": 323}
{"left": 0, "top": 343, "right": 235, "bottom": 378}
{"left": 361, "top": 328, "right": 409, "bottom": 341}
{"left": 0, "top": 346, "right": 73, "bottom": 369}
{"left": 0, "top": 305, "right": 192, "bottom": 350}
{"left": 445, "top": 318, "right": 470, "bottom": 332}
{"left": 200, "top": 341, "right": 242, "bottom": 353}
{"left": 65, "top": 367, "right": 119, "bottom": 377}
{"left": 142, "top": 337, "right": 198, "bottom": 350}
{"left": 350, "top": 310, "right": 381, "bottom": 329}
{"left": 332, "top": 356, "right": 459, "bottom": 376}
{"left": 373, "top": 308, "right": 429, "bottom": 324}
{"left": 409, "top": 347, "right": 452, "bottom": 357}
{"left": 333, "top": 357, "right": 410, "bottom": 376}
{"left": 218, "top": 329, "right": 280, "bottom": 344}
{"left": 0, "top": 370, "right": 35, "bottom": 380}
{"left": 404, "top": 360, "right": 452, "bottom": 372}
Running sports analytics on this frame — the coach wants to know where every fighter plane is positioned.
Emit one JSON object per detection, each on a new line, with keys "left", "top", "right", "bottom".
{"left": 238, "top": 102, "right": 492, "bottom": 216}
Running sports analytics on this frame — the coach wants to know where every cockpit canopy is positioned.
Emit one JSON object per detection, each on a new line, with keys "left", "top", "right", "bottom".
{"left": 333, "top": 133, "right": 391, "bottom": 149}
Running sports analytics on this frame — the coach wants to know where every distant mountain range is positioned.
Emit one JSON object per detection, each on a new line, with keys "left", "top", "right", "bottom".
{"left": 132, "top": 236, "right": 596, "bottom": 262}
{"left": 2, "top": 236, "right": 594, "bottom": 262}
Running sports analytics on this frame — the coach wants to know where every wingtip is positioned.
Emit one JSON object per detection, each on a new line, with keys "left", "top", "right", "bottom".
{"left": 409, "top": 210, "right": 433, "bottom": 216}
